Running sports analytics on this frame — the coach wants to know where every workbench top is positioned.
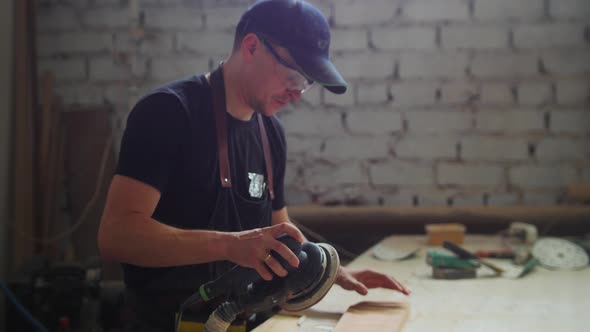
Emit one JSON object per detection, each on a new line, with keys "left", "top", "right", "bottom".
{"left": 254, "top": 235, "right": 590, "bottom": 332}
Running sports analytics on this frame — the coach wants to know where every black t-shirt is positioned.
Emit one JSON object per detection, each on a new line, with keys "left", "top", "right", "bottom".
{"left": 116, "top": 74, "right": 287, "bottom": 290}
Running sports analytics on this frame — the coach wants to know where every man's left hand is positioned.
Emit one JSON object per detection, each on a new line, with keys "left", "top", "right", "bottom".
{"left": 334, "top": 267, "right": 411, "bottom": 296}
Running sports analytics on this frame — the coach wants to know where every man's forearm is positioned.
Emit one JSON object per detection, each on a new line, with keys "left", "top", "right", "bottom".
{"left": 98, "top": 214, "right": 231, "bottom": 267}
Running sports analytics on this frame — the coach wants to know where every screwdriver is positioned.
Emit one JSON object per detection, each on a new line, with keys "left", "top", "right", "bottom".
{"left": 475, "top": 249, "right": 515, "bottom": 259}
{"left": 443, "top": 241, "right": 504, "bottom": 275}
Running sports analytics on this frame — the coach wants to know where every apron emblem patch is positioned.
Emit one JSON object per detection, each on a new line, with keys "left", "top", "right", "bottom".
{"left": 248, "top": 172, "right": 266, "bottom": 198}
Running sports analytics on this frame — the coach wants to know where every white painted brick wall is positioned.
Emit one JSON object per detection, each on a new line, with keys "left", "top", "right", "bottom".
{"left": 371, "top": 161, "right": 434, "bottom": 186}
{"left": 357, "top": 83, "right": 389, "bottom": 104}
{"left": 150, "top": 57, "right": 210, "bottom": 82}
{"left": 55, "top": 83, "right": 104, "bottom": 105}
{"left": 37, "top": 7, "right": 80, "bottom": 31}
{"left": 556, "top": 80, "right": 590, "bottom": 104}
{"left": 305, "top": 163, "right": 366, "bottom": 186}
{"left": 285, "top": 136, "right": 322, "bottom": 156}
{"left": 324, "top": 88, "right": 355, "bottom": 106}
{"left": 399, "top": 52, "right": 469, "bottom": 79}
{"left": 104, "top": 84, "right": 130, "bottom": 105}
{"left": 439, "top": 81, "right": 479, "bottom": 104}
{"left": 382, "top": 188, "right": 455, "bottom": 206}
{"left": 144, "top": 8, "right": 203, "bottom": 30}
{"left": 479, "top": 83, "right": 514, "bottom": 104}
{"left": 522, "top": 192, "right": 561, "bottom": 206}
{"left": 347, "top": 111, "right": 402, "bottom": 134}
{"left": 550, "top": 0, "right": 590, "bottom": 19}
{"left": 405, "top": 111, "right": 472, "bottom": 133}
{"left": 441, "top": 26, "right": 508, "bottom": 49}
{"left": 394, "top": 136, "right": 457, "bottom": 159}
{"left": 438, "top": 163, "right": 504, "bottom": 186}
{"left": 550, "top": 111, "right": 590, "bottom": 135}
{"left": 89, "top": 57, "right": 129, "bottom": 81}
{"left": 284, "top": 162, "right": 299, "bottom": 186}
{"left": 300, "top": 87, "right": 322, "bottom": 107}
{"left": 476, "top": 110, "right": 545, "bottom": 133}
{"left": 372, "top": 27, "right": 436, "bottom": 50}
{"left": 461, "top": 137, "right": 529, "bottom": 161}
{"left": 513, "top": 24, "right": 587, "bottom": 49}
{"left": 452, "top": 193, "right": 487, "bottom": 206}
{"left": 474, "top": 0, "right": 545, "bottom": 21}
{"left": 487, "top": 192, "right": 520, "bottom": 206}
{"left": 323, "top": 136, "right": 390, "bottom": 160}
{"left": 36, "top": 0, "right": 590, "bottom": 206}
{"left": 390, "top": 81, "right": 439, "bottom": 107}
{"left": 536, "top": 138, "right": 590, "bottom": 161}
{"left": 37, "top": 32, "right": 113, "bottom": 56}
{"left": 334, "top": 0, "right": 396, "bottom": 26}
{"left": 280, "top": 111, "right": 344, "bottom": 136}
{"left": 204, "top": 7, "right": 245, "bottom": 31}
{"left": 518, "top": 82, "right": 553, "bottom": 105}
{"left": 139, "top": 33, "right": 175, "bottom": 56}
{"left": 83, "top": 8, "right": 130, "bottom": 29}
{"left": 331, "top": 29, "right": 368, "bottom": 52}
{"left": 284, "top": 187, "right": 311, "bottom": 206}
{"left": 471, "top": 53, "right": 539, "bottom": 78}
{"left": 177, "top": 32, "right": 234, "bottom": 56}
{"left": 38, "top": 58, "right": 86, "bottom": 82}
{"left": 542, "top": 51, "right": 590, "bottom": 75}
{"left": 334, "top": 53, "right": 394, "bottom": 80}
{"left": 402, "top": 0, "right": 470, "bottom": 22}
{"left": 510, "top": 165, "right": 578, "bottom": 188}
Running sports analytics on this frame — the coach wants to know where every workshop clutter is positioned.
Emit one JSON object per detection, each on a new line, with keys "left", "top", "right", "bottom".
{"left": 420, "top": 222, "right": 590, "bottom": 280}
{"left": 425, "top": 223, "right": 465, "bottom": 246}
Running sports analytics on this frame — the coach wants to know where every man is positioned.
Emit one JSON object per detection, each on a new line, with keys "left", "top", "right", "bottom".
{"left": 98, "top": 0, "right": 409, "bottom": 330}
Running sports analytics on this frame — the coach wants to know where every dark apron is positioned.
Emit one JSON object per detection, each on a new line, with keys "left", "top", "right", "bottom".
{"left": 123, "top": 64, "right": 275, "bottom": 331}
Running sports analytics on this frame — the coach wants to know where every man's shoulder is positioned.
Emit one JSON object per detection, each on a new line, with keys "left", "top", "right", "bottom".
{"left": 130, "top": 74, "right": 210, "bottom": 118}
{"left": 142, "top": 74, "right": 208, "bottom": 104}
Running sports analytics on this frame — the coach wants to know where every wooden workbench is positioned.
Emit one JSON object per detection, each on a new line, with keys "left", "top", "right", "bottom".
{"left": 254, "top": 235, "right": 590, "bottom": 331}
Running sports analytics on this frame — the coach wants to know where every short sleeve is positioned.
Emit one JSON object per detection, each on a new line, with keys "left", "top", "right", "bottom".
{"left": 116, "top": 92, "right": 188, "bottom": 193}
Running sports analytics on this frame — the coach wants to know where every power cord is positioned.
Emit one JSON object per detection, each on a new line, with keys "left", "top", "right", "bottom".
{"left": 0, "top": 279, "right": 49, "bottom": 332}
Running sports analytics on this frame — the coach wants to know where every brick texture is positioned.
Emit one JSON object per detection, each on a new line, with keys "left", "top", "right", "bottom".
{"left": 36, "top": 0, "right": 590, "bottom": 206}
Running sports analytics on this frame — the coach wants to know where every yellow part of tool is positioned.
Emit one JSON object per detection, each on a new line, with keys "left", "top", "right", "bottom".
{"left": 178, "top": 319, "right": 247, "bottom": 332}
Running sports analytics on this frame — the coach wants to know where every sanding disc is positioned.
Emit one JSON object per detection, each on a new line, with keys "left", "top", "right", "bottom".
{"left": 532, "top": 237, "right": 589, "bottom": 270}
{"left": 282, "top": 243, "right": 340, "bottom": 312}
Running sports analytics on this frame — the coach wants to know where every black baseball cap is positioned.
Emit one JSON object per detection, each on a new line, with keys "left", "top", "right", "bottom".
{"left": 236, "top": 0, "right": 348, "bottom": 94}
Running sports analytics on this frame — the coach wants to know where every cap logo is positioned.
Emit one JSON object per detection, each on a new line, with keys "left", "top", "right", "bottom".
{"left": 317, "top": 39, "right": 328, "bottom": 51}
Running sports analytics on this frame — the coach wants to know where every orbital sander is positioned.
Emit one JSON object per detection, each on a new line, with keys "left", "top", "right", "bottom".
{"left": 175, "top": 235, "right": 340, "bottom": 332}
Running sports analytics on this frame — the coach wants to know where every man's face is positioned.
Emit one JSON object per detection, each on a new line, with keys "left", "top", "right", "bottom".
{"left": 247, "top": 36, "right": 312, "bottom": 116}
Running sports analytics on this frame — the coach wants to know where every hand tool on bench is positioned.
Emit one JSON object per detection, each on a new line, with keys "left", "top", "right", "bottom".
{"left": 443, "top": 241, "right": 504, "bottom": 275}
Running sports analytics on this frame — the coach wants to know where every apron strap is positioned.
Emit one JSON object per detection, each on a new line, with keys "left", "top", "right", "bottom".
{"left": 210, "top": 64, "right": 274, "bottom": 200}
{"left": 257, "top": 113, "right": 275, "bottom": 200}
{"left": 210, "top": 65, "right": 232, "bottom": 188}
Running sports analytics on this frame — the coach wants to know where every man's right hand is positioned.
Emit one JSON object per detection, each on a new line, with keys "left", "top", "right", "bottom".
{"left": 224, "top": 222, "right": 305, "bottom": 281}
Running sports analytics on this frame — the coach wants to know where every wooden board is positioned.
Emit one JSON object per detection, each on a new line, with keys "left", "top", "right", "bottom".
{"left": 255, "top": 302, "right": 409, "bottom": 332}
{"left": 62, "top": 108, "right": 116, "bottom": 265}
{"left": 333, "top": 302, "right": 409, "bottom": 332}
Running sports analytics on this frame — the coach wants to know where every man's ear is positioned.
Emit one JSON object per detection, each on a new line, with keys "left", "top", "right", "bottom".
{"left": 240, "top": 33, "right": 260, "bottom": 63}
